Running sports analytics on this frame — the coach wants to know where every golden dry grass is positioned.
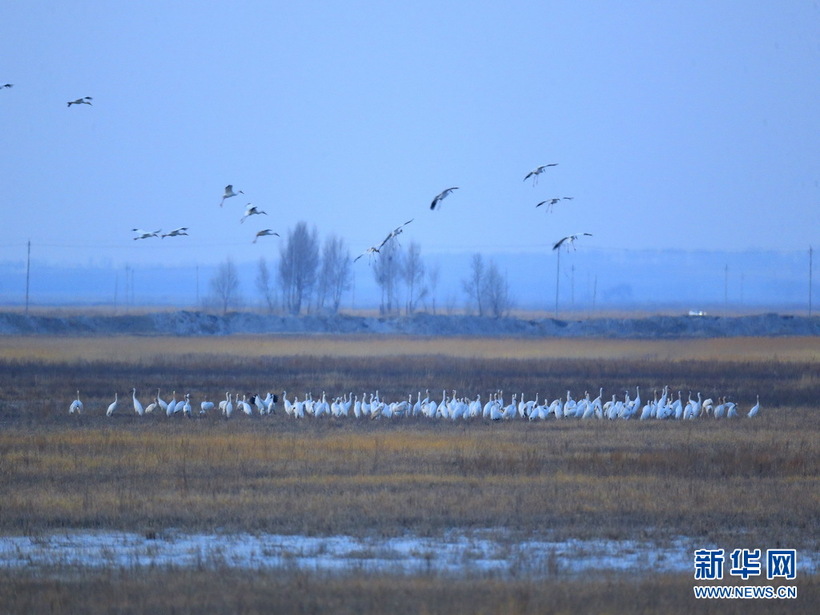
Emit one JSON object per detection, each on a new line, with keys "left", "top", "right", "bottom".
{"left": 0, "top": 413, "right": 817, "bottom": 548}
{"left": 0, "top": 334, "right": 817, "bottom": 363}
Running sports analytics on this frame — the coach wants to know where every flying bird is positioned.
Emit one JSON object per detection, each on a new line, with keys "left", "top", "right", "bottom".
{"left": 354, "top": 246, "right": 380, "bottom": 264}
{"left": 132, "top": 228, "right": 161, "bottom": 240}
{"left": 536, "top": 197, "right": 574, "bottom": 213}
{"left": 253, "top": 229, "right": 279, "bottom": 243}
{"left": 67, "top": 96, "right": 93, "bottom": 107}
{"left": 378, "top": 218, "right": 414, "bottom": 249}
{"left": 354, "top": 219, "right": 414, "bottom": 263}
{"left": 1, "top": 84, "right": 12, "bottom": 89}
{"left": 524, "top": 163, "right": 557, "bottom": 185}
{"left": 552, "top": 232, "right": 592, "bottom": 251}
{"left": 219, "top": 185, "right": 243, "bottom": 207}
{"left": 161, "top": 227, "right": 189, "bottom": 238}
{"left": 240, "top": 204, "right": 267, "bottom": 223}
{"left": 430, "top": 187, "right": 459, "bottom": 210}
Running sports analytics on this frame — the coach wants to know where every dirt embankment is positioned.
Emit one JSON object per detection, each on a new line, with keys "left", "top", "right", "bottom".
{"left": 0, "top": 311, "right": 817, "bottom": 338}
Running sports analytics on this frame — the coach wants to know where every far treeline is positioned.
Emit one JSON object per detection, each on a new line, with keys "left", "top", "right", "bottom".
{"left": 209, "top": 221, "right": 512, "bottom": 318}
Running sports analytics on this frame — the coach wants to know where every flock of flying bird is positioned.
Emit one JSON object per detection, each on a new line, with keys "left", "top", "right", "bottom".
{"left": 3, "top": 84, "right": 592, "bottom": 260}
{"left": 131, "top": 184, "right": 277, "bottom": 244}
{"left": 129, "top": 163, "right": 592, "bottom": 260}
{"left": 354, "top": 162, "right": 592, "bottom": 263}
{"left": 68, "top": 386, "right": 761, "bottom": 421}
{"left": 0, "top": 86, "right": 276, "bottom": 245}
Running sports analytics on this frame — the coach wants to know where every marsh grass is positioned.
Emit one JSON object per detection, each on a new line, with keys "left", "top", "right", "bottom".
{"left": 0, "top": 335, "right": 817, "bottom": 612}
{"left": 0, "top": 568, "right": 816, "bottom": 615}
{"left": 0, "top": 412, "right": 817, "bottom": 548}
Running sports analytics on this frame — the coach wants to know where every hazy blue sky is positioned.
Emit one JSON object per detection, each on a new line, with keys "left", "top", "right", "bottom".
{"left": 2, "top": 1, "right": 818, "bottom": 269}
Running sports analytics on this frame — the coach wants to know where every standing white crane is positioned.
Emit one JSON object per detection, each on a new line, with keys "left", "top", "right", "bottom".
{"left": 181, "top": 394, "right": 192, "bottom": 417}
{"left": 155, "top": 389, "right": 168, "bottom": 414}
{"left": 219, "top": 392, "right": 230, "bottom": 414}
{"left": 69, "top": 390, "right": 83, "bottom": 414}
{"left": 166, "top": 391, "right": 178, "bottom": 416}
{"left": 132, "top": 388, "right": 145, "bottom": 416}
{"left": 67, "top": 96, "right": 92, "bottom": 107}
{"left": 240, "top": 204, "right": 267, "bottom": 223}
{"left": 524, "top": 163, "right": 557, "bottom": 185}
{"left": 747, "top": 395, "right": 760, "bottom": 418}
{"left": 219, "top": 185, "right": 243, "bottom": 207}
{"left": 106, "top": 392, "right": 119, "bottom": 417}
{"left": 430, "top": 187, "right": 459, "bottom": 210}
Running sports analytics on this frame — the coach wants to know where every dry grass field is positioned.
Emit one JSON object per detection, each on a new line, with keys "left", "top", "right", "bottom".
{"left": 0, "top": 334, "right": 817, "bottom": 613}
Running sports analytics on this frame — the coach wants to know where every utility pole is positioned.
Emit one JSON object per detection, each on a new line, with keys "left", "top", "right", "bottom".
{"left": 24, "top": 240, "right": 31, "bottom": 315}
{"left": 724, "top": 264, "right": 728, "bottom": 317}
{"left": 592, "top": 275, "right": 598, "bottom": 315}
{"left": 554, "top": 248, "right": 561, "bottom": 318}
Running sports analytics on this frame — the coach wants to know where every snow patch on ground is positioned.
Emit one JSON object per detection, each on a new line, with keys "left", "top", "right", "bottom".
{"left": 1, "top": 530, "right": 817, "bottom": 577}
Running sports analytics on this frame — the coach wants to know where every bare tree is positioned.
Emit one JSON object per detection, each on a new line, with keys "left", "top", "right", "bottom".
{"left": 209, "top": 258, "right": 242, "bottom": 315}
{"left": 402, "top": 241, "right": 427, "bottom": 315}
{"left": 317, "top": 234, "right": 352, "bottom": 313}
{"left": 373, "top": 240, "right": 403, "bottom": 315}
{"left": 483, "top": 260, "right": 513, "bottom": 318}
{"left": 255, "top": 257, "right": 277, "bottom": 313}
{"left": 426, "top": 262, "right": 440, "bottom": 314}
{"left": 462, "top": 253, "right": 485, "bottom": 316}
{"left": 278, "top": 222, "right": 319, "bottom": 315}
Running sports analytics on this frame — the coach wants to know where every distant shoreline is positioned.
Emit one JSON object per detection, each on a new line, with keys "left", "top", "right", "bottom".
{"left": 0, "top": 310, "right": 817, "bottom": 339}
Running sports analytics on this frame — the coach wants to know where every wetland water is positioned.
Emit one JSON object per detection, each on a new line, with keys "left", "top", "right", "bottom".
{"left": 2, "top": 530, "right": 817, "bottom": 577}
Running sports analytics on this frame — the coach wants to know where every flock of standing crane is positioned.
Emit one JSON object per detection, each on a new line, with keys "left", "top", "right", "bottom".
{"left": 68, "top": 387, "right": 761, "bottom": 421}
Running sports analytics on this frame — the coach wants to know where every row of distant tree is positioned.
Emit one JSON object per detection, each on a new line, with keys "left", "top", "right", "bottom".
{"left": 206, "top": 221, "right": 514, "bottom": 317}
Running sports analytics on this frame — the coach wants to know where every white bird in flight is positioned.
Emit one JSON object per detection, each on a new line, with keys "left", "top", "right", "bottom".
{"left": 219, "top": 185, "right": 243, "bottom": 207}
{"left": 536, "top": 196, "right": 573, "bottom": 213}
{"left": 240, "top": 204, "right": 267, "bottom": 223}
{"left": 354, "top": 246, "right": 380, "bottom": 263}
{"left": 354, "top": 219, "right": 414, "bottom": 263}
{"left": 132, "top": 228, "right": 161, "bottom": 240}
{"left": 67, "top": 96, "right": 93, "bottom": 107}
{"left": 552, "top": 232, "right": 592, "bottom": 251}
{"left": 524, "top": 163, "right": 557, "bottom": 185}
{"left": 161, "top": 227, "right": 189, "bottom": 238}
{"left": 253, "top": 229, "right": 280, "bottom": 243}
{"left": 379, "top": 218, "right": 414, "bottom": 249}
{"left": 430, "top": 187, "right": 459, "bottom": 210}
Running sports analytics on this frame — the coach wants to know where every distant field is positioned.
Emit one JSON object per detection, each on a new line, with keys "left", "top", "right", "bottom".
{"left": 0, "top": 334, "right": 817, "bottom": 363}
